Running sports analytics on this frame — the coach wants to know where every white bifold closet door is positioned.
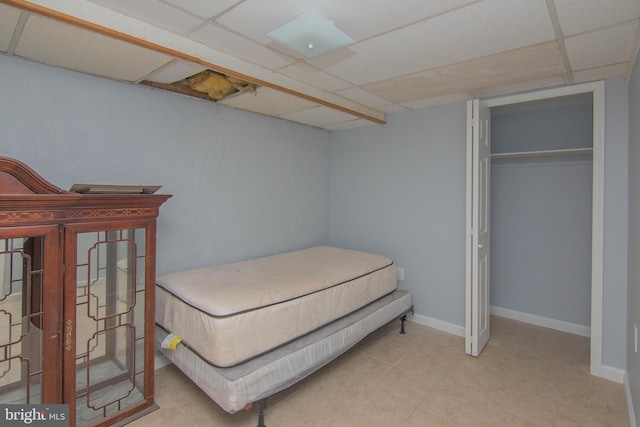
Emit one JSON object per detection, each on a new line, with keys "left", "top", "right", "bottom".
{"left": 465, "top": 99, "right": 491, "bottom": 357}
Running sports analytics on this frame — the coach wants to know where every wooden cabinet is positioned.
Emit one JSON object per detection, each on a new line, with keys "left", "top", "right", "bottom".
{"left": 0, "top": 157, "right": 171, "bottom": 426}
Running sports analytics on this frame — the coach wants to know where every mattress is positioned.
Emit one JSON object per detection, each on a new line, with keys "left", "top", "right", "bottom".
{"left": 155, "top": 246, "right": 397, "bottom": 367}
{"left": 156, "top": 289, "right": 413, "bottom": 414}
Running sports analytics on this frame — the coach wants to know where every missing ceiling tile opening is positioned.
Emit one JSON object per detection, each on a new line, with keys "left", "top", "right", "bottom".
{"left": 141, "top": 70, "right": 258, "bottom": 102}
{"left": 187, "top": 70, "right": 257, "bottom": 100}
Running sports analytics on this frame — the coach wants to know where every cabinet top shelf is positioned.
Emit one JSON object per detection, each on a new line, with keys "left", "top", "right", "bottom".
{"left": 491, "top": 147, "right": 593, "bottom": 160}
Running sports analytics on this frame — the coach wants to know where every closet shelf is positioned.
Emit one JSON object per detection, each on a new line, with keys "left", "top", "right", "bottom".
{"left": 491, "top": 147, "right": 593, "bottom": 160}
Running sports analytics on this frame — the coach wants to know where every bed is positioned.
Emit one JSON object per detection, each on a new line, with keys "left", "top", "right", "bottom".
{"left": 155, "top": 246, "right": 413, "bottom": 425}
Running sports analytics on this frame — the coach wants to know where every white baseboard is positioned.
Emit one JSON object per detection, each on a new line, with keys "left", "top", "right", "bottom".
{"left": 626, "top": 372, "right": 638, "bottom": 427}
{"left": 598, "top": 365, "right": 626, "bottom": 384}
{"left": 491, "top": 306, "right": 591, "bottom": 337}
{"left": 408, "top": 313, "right": 465, "bottom": 337}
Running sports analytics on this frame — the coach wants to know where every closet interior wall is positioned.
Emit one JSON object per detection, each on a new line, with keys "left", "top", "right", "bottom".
{"left": 489, "top": 94, "right": 594, "bottom": 331}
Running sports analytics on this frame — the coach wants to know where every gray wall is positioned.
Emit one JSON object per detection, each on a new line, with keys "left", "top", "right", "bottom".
{"left": 329, "top": 103, "right": 468, "bottom": 327}
{"left": 490, "top": 98, "right": 593, "bottom": 326}
{"left": 627, "top": 50, "right": 640, "bottom": 422}
{"left": 490, "top": 157, "right": 593, "bottom": 326}
{"left": 491, "top": 96, "right": 593, "bottom": 153}
{"left": 329, "top": 82, "right": 629, "bottom": 370}
{"left": 0, "top": 55, "right": 331, "bottom": 275}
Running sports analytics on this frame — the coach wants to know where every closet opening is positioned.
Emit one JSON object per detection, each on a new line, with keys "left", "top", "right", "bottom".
{"left": 466, "top": 81, "right": 605, "bottom": 378}
{"left": 490, "top": 94, "right": 593, "bottom": 364}
{"left": 490, "top": 93, "right": 593, "bottom": 339}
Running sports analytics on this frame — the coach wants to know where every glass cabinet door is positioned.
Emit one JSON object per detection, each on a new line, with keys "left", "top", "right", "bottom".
{"left": 0, "top": 226, "right": 61, "bottom": 406}
{"left": 71, "top": 227, "right": 148, "bottom": 426}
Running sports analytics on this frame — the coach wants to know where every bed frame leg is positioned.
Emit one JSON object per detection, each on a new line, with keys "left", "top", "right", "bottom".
{"left": 399, "top": 315, "right": 407, "bottom": 334}
{"left": 399, "top": 305, "right": 414, "bottom": 334}
{"left": 256, "top": 399, "right": 267, "bottom": 427}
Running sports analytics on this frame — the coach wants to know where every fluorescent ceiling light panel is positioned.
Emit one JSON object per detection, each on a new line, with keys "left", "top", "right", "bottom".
{"left": 267, "top": 9, "right": 354, "bottom": 59}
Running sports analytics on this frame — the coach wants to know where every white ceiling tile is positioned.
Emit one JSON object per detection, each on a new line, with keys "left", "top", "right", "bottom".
{"left": 324, "top": 119, "right": 378, "bottom": 131}
{"left": 554, "top": 0, "right": 640, "bottom": 36}
{"left": 279, "top": 105, "right": 357, "bottom": 127}
{"left": 218, "top": 86, "right": 318, "bottom": 116}
{"left": 314, "top": 0, "right": 478, "bottom": 41}
{"left": 363, "top": 43, "right": 565, "bottom": 103}
{"left": 335, "top": 87, "right": 391, "bottom": 107}
{"left": 216, "top": 0, "right": 476, "bottom": 45}
{"left": 470, "top": 76, "right": 567, "bottom": 99}
{"left": 565, "top": 21, "right": 639, "bottom": 70}
{"left": 306, "top": 46, "right": 357, "bottom": 69}
{"left": 163, "top": 0, "right": 243, "bottom": 19}
{"left": 573, "top": 63, "right": 629, "bottom": 83}
{"left": 400, "top": 92, "right": 473, "bottom": 110}
{"left": 215, "top": 1, "right": 308, "bottom": 45}
{"left": 190, "top": 23, "right": 293, "bottom": 70}
{"left": 142, "top": 59, "right": 206, "bottom": 84}
{"left": 324, "top": 0, "right": 556, "bottom": 85}
{"left": 15, "top": 14, "right": 173, "bottom": 82}
{"left": 86, "top": 0, "right": 202, "bottom": 34}
{"left": 0, "top": 4, "right": 21, "bottom": 53}
{"left": 376, "top": 103, "right": 410, "bottom": 114}
{"left": 278, "top": 62, "right": 351, "bottom": 91}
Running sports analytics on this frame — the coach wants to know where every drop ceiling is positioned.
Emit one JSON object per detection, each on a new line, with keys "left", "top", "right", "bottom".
{"left": 1, "top": 0, "right": 639, "bottom": 130}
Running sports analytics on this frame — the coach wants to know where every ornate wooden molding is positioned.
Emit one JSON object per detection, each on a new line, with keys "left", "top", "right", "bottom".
{"left": 0, "top": 211, "right": 57, "bottom": 225}
{"left": 0, "top": 156, "right": 69, "bottom": 195}
{"left": 66, "top": 207, "right": 158, "bottom": 220}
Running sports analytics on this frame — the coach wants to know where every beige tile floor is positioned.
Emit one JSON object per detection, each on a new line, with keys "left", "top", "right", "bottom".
{"left": 130, "top": 316, "right": 629, "bottom": 426}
